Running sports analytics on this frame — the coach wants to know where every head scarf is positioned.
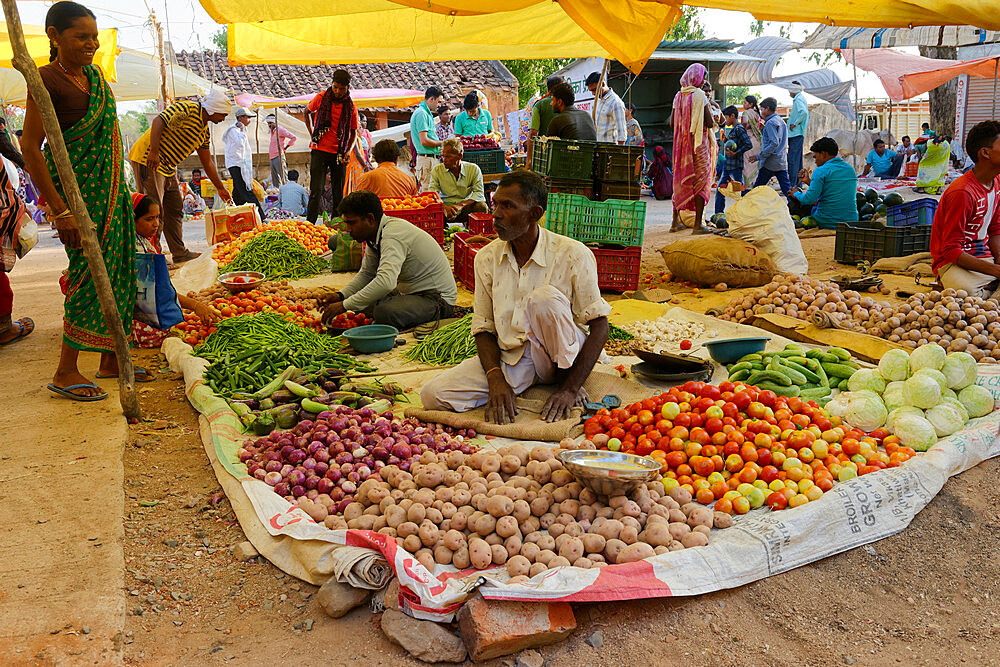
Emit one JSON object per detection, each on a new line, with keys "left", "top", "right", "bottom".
{"left": 679, "top": 63, "right": 709, "bottom": 148}
{"left": 201, "top": 89, "right": 233, "bottom": 116}
{"left": 788, "top": 81, "right": 804, "bottom": 95}
{"left": 130, "top": 192, "right": 147, "bottom": 212}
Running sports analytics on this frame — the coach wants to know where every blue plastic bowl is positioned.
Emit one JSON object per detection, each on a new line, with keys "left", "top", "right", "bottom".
{"left": 702, "top": 337, "right": 770, "bottom": 364}
{"left": 342, "top": 324, "right": 399, "bottom": 354}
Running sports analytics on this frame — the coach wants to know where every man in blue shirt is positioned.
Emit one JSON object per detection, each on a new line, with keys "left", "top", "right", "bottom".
{"left": 411, "top": 86, "right": 444, "bottom": 189}
{"left": 786, "top": 82, "right": 809, "bottom": 188}
{"left": 862, "top": 139, "right": 898, "bottom": 179}
{"left": 715, "top": 105, "right": 752, "bottom": 214}
{"left": 277, "top": 169, "right": 309, "bottom": 216}
{"left": 749, "top": 97, "right": 791, "bottom": 195}
{"left": 788, "top": 137, "right": 858, "bottom": 229}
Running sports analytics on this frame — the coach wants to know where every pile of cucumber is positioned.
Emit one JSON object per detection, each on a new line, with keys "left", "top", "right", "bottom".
{"left": 726, "top": 343, "right": 860, "bottom": 402}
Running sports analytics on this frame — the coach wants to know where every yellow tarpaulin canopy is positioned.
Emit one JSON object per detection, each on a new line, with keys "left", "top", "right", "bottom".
{"left": 0, "top": 25, "right": 118, "bottom": 81}
{"left": 201, "top": 0, "right": 1000, "bottom": 75}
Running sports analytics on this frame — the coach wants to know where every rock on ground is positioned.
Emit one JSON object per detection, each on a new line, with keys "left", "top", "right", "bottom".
{"left": 380, "top": 608, "right": 467, "bottom": 663}
{"left": 231, "top": 541, "right": 258, "bottom": 561}
{"left": 317, "top": 579, "right": 371, "bottom": 619}
{"left": 457, "top": 595, "right": 576, "bottom": 662}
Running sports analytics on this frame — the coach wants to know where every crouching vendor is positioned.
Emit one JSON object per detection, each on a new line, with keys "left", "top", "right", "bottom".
{"left": 321, "top": 191, "right": 457, "bottom": 330}
{"left": 421, "top": 171, "right": 610, "bottom": 423}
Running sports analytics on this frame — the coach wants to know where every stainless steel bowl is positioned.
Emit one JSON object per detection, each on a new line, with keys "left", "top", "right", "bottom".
{"left": 557, "top": 449, "right": 661, "bottom": 498}
{"left": 218, "top": 271, "right": 265, "bottom": 292}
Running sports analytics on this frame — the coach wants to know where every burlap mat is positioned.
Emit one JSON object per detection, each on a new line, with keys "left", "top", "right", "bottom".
{"left": 404, "top": 368, "right": 652, "bottom": 441}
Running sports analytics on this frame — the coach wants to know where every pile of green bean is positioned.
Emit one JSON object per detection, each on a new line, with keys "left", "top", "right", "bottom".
{"left": 221, "top": 230, "right": 328, "bottom": 281}
{"left": 608, "top": 323, "right": 634, "bottom": 341}
{"left": 405, "top": 314, "right": 477, "bottom": 365}
{"left": 194, "top": 312, "right": 344, "bottom": 360}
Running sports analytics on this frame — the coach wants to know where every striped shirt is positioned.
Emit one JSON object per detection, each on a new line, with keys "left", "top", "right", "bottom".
{"left": 128, "top": 100, "right": 210, "bottom": 177}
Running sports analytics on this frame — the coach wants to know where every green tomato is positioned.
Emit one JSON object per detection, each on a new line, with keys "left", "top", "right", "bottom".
{"left": 746, "top": 486, "right": 767, "bottom": 509}
{"left": 661, "top": 402, "right": 680, "bottom": 420}
{"left": 705, "top": 405, "right": 724, "bottom": 419}
{"left": 607, "top": 438, "right": 622, "bottom": 452}
{"left": 838, "top": 466, "right": 858, "bottom": 482}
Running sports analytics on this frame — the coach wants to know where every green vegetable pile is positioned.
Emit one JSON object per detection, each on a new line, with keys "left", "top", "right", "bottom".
{"left": 195, "top": 313, "right": 374, "bottom": 397}
{"left": 405, "top": 314, "right": 476, "bottom": 365}
{"left": 726, "top": 343, "right": 858, "bottom": 402}
{"left": 608, "top": 323, "right": 634, "bottom": 341}
{"left": 221, "top": 230, "right": 328, "bottom": 281}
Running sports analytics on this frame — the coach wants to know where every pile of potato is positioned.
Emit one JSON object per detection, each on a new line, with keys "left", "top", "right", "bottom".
{"left": 314, "top": 445, "right": 731, "bottom": 580}
{"left": 716, "top": 275, "right": 888, "bottom": 324}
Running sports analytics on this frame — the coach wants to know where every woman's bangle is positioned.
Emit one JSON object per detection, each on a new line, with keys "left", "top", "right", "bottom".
{"left": 485, "top": 367, "right": 503, "bottom": 379}
{"left": 51, "top": 208, "right": 72, "bottom": 219}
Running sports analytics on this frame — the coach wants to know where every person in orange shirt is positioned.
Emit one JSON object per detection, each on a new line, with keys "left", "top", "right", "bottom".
{"left": 354, "top": 139, "right": 419, "bottom": 200}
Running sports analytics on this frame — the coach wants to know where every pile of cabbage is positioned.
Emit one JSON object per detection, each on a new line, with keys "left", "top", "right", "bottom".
{"left": 827, "top": 344, "right": 996, "bottom": 452}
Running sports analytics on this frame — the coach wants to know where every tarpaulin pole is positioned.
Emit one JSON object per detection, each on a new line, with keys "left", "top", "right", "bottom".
{"left": 993, "top": 57, "right": 998, "bottom": 120}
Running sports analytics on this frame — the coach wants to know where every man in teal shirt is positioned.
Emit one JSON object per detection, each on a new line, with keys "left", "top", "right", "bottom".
{"left": 428, "top": 138, "right": 488, "bottom": 223}
{"left": 454, "top": 91, "right": 494, "bottom": 137}
{"left": 787, "top": 82, "right": 809, "bottom": 189}
{"left": 411, "top": 86, "right": 444, "bottom": 189}
{"left": 789, "top": 137, "right": 858, "bottom": 230}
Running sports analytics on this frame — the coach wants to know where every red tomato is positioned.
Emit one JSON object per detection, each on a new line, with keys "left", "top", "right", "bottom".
{"left": 765, "top": 491, "right": 788, "bottom": 510}
{"left": 674, "top": 413, "right": 692, "bottom": 429}
{"left": 757, "top": 390, "right": 778, "bottom": 408}
{"left": 746, "top": 401, "right": 768, "bottom": 419}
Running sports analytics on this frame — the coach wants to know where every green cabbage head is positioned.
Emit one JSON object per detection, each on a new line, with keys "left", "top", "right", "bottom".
{"left": 892, "top": 414, "right": 938, "bottom": 452}
{"left": 940, "top": 352, "right": 977, "bottom": 390}
{"left": 903, "top": 374, "right": 942, "bottom": 409}
{"left": 877, "top": 348, "right": 911, "bottom": 382}
{"left": 908, "top": 344, "right": 946, "bottom": 373}
{"left": 958, "top": 385, "right": 996, "bottom": 418}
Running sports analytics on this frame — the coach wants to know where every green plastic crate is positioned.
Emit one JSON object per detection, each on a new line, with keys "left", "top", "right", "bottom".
{"left": 529, "top": 137, "right": 595, "bottom": 180}
{"left": 544, "top": 192, "right": 646, "bottom": 246}
{"left": 834, "top": 221, "right": 931, "bottom": 264}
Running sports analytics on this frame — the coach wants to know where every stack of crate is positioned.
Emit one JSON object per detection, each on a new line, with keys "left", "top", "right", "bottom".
{"left": 593, "top": 144, "right": 644, "bottom": 201}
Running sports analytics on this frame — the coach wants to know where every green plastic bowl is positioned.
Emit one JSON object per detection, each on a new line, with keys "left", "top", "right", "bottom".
{"left": 342, "top": 324, "right": 398, "bottom": 354}
{"left": 702, "top": 337, "right": 770, "bottom": 364}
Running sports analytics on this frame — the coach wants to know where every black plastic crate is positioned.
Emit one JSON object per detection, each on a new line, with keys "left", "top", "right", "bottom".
{"left": 463, "top": 149, "right": 506, "bottom": 175}
{"left": 530, "top": 137, "right": 595, "bottom": 180}
{"left": 834, "top": 221, "right": 932, "bottom": 264}
{"left": 594, "top": 144, "right": 644, "bottom": 182}
{"left": 594, "top": 179, "right": 640, "bottom": 201}
{"left": 545, "top": 177, "right": 594, "bottom": 199}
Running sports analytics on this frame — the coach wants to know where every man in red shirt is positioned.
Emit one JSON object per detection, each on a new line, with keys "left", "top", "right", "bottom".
{"left": 305, "top": 69, "right": 359, "bottom": 222}
{"left": 930, "top": 121, "right": 1000, "bottom": 298}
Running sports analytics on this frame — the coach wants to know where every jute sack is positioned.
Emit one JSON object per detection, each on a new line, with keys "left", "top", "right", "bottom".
{"left": 660, "top": 236, "right": 776, "bottom": 287}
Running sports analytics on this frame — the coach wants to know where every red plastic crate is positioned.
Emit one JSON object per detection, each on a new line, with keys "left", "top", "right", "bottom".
{"left": 591, "top": 246, "right": 641, "bottom": 293}
{"left": 468, "top": 212, "right": 495, "bottom": 236}
{"left": 904, "top": 161, "right": 918, "bottom": 178}
{"left": 383, "top": 192, "right": 445, "bottom": 245}
{"left": 453, "top": 232, "right": 491, "bottom": 290}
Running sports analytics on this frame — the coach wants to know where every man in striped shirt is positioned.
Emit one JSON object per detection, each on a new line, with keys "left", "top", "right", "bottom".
{"left": 129, "top": 90, "right": 233, "bottom": 264}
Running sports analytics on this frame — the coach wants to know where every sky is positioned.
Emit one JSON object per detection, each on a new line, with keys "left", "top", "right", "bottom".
{"left": 11, "top": 0, "right": 898, "bottom": 105}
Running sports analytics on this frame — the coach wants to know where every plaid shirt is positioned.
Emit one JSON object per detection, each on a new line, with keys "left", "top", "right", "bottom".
{"left": 722, "top": 122, "right": 752, "bottom": 171}
{"left": 594, "top": 89, "right": 627, "bottom": 143}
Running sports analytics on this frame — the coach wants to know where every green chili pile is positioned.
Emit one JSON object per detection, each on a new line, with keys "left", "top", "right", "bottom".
{"left": 405, "top": 314, "right": 477, "bottom": 365}
{"left": 221, "top": 230, "right": 328, "bottom": 281}
{"left": 608, "top": 323, "right": 634, "bottom": 341}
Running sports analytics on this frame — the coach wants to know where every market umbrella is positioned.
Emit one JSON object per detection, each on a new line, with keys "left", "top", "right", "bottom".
{"left": 235, "top": 88, "right": 424, "bottom": 110}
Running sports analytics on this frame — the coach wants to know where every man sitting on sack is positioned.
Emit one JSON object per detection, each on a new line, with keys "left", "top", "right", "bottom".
{"left": 421, "top": 170, "right": 610, "bottom": 424}
{"left": 320, "top": 190, "right": 456, "bottom": 331}
{"left": 427, "top": 138, "right": 489, "bottom": 223}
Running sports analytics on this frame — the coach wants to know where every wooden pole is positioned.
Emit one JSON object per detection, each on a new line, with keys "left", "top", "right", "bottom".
{"left": 0, "top": 0, "right": 139, "bottom": 418}
{"left": 591, "top": 59, "right": 609, "bottom": 123}
{"left": 152, "top": 11, "right": 170, "bottom": 111}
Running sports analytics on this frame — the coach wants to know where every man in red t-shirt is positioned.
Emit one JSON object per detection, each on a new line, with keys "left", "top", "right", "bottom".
{"left": 304, "top": 69, "right": 359, "bottom": 222}
{"left": 930, "top": 120, "right": 1000, "bottom": 298}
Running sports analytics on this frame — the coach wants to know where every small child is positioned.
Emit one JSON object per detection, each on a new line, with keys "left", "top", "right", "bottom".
{"left": 132, "top": 193, "right": 218, "bottom": 347}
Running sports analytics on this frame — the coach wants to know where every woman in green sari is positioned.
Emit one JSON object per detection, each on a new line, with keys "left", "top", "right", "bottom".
{"left": 22, "top": 2, "right": 140, "bottom": 401}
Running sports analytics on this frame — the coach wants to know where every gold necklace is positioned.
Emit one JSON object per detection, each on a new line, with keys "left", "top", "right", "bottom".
{"left": 56, "top": 60, "right": 89, "bottom": 95}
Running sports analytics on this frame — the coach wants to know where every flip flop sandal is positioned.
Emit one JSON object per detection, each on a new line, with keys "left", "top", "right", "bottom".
{"left": 95, "top": 365, "right": 155, "bottom": 382}
{"left": 47, "top": 382, "right": 108, "bottom": 402}
{"left": 0, "top": 317, "right": 34, "bottom": 346}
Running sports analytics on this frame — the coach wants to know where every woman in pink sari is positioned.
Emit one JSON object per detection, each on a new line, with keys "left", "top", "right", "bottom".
{"left": 669, "top": 63, "right": 717, "bottom": 232}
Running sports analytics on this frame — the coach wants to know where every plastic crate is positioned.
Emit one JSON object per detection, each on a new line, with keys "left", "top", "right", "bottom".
{"left": 453, "top": 232, "right": 491, "bottom": 290}
{"left": 834, "top": 221, "right": 932, "bottom": 264}
{"left": 594, "top": 144, "right": 644, "bottom": 182}
{"left": 594, "top": 180, "right": 640, "bottom": 201}
{"left": 904, "top": 161, "right": 919, "bottom": 178}
{"left": 468, "top": 212, "right": 495, "bottom": 236}
{"left": 545, "top": 177, "right": 594, "bottom": 199}
{"left": 383, "top": 192, "right": 444, "bottom": 245}
{"left": 592, "top": 245, "right": 641, "bottom": 293}
{"left": 529, "top": 137, "right": 596, "bottom": 180}
{"left": 545, "top": 192, "right": 646, "bottom": 246}
{"left": 463, "top": 149, "right": 506, "bottom": 175}
{"left": 886, "top": 197, "right": 938, "bottom": 227}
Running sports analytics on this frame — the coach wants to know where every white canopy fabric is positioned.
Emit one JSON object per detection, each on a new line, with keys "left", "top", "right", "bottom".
{"left": 0, "top": 48, "right": 215, "bottom": 106}
{"left": 801, "top": 25, "right": 1000, "bottom": 50}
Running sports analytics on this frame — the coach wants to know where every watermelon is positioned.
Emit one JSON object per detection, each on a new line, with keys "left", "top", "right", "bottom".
{"left": 884, "top": 193, "right": 904, "bottom": 207}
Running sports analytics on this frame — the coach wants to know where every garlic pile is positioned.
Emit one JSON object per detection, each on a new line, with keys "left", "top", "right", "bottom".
{"left": 620, "top": 316, "right": 707, "bottom": 349}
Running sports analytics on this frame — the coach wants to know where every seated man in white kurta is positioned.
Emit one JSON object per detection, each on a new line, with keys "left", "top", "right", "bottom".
{"left": 421, "top": 170, "right": 610, "bottom": 423}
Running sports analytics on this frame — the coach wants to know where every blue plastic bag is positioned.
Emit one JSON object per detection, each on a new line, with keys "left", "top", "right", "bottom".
{"left": 134, "top": 252, "right": 183, "bottom": 330}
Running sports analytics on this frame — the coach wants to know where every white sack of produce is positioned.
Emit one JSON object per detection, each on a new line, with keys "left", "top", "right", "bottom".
{"left": 725, "top": 186, "right": 809, "bottom": 275}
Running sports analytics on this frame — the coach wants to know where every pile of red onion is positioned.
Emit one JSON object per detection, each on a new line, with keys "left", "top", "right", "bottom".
{"left": 238, "top": 405, "right": 476, "bottom": 513}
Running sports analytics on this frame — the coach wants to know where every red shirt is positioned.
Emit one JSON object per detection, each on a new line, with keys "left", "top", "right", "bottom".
{"left": 307, "top": 91, "right": 359, "bottom": 154}
{"left": 930, "top": 170, "right": 1000, "bottom": 274}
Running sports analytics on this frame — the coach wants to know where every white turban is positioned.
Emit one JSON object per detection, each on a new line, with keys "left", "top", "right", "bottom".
{"left": 787, "top": 81, "right": 804, "bottom": 95}
{"left": 201, "top": 89, "right": 233, "bottom": 115}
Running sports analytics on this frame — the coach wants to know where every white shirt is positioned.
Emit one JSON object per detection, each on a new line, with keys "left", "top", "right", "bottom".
{"left": 223, "top": 122, "right": 253, "bottom": 186}
{"left": 471, "top": 225, "right": 611, "bottom": 365}
{"left": 594, "top": 88, "right": 627, "bottom": 144}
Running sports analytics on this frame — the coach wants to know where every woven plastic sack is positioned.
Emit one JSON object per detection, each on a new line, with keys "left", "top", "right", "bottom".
{"left": 660, "top": 236, "right": 776, "bottom": 287}
{"left": 724, "top": 186, "right": 809, "bottom": 274}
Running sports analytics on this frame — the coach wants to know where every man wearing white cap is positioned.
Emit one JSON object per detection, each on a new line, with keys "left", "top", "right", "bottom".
{"left": 224, "top": 107, "right": 264, "bottom": 220}
{"left": 128, "top": 89, "right": 234, "bottom": 264}
{"left": 266, "top": 113, "right": 296, "bottom": 187}
{"left": 786, "top": 81, "right": 809, "bottom": 190}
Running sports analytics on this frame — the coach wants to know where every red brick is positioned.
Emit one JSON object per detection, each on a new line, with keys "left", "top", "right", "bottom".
{"left": 457, "top": 595, "right": 576, "bottom": 662}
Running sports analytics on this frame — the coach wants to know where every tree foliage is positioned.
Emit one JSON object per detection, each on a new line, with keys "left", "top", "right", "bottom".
{"left": 211, "top": 27, "right": 227, "bottom": 54}
{"left": 664, "top": 7, "right": 706, "bottom": 41}
{"left": 725, "top": 85, "right": 749, "bottom": 106}
{"left": 118, "top": 102, "right": 156, "bottom": 142}
{"left": 501, "top": 59, "right": 574, "bottom": 106}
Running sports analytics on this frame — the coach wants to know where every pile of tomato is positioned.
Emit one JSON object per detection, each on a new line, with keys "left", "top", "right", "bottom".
{"left": 175, "top": 290, "right": 322, "bottom": 346}
{"left": 582, "top": 380, "right": 917, "bottom": 514}
{"left": 328, "top": 311, "right": 372, "bottom": 330}
{"left": 212, "top": 220, "right": 332, "bottom": 264}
